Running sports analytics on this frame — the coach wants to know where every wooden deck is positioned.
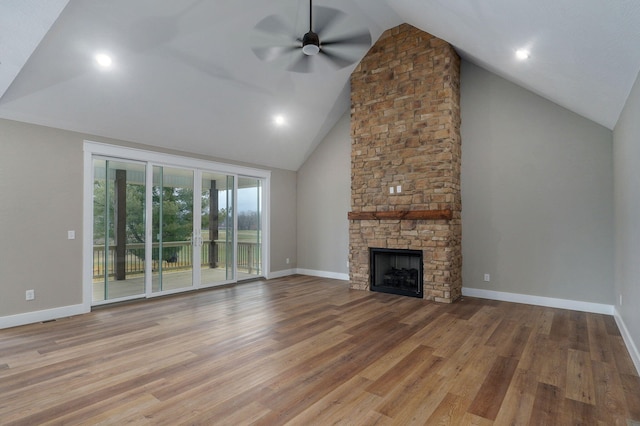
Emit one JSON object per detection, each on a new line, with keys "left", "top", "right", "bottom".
{"left": 1, "top": 275, "right": 639, "bottom": 425}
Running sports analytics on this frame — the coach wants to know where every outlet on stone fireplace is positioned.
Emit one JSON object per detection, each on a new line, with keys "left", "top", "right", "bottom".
{"left": 370, "top": 248, "right": 423, "bottom": 298}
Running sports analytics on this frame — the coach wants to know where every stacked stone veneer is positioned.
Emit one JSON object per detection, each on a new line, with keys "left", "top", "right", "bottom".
{"left": 348, "top": 24, "right": 462, "bottom": 303}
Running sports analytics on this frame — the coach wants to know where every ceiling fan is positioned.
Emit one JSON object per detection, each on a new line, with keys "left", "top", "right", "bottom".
{"left": 251, "top": 0, "right": 372, "bottom": 73}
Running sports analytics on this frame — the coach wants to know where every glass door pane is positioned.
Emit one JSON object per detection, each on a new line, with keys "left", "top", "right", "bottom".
{"left": 200, "top": 173, "right": 234, "bottom": 285}
{"left": 237, "top": 177, "right": 262, "bottom": 279}
{"left": 152, "top": 166, "right": 194, "bottom": 293}
{"left": 92, "top": 159, "right": 146, "bottom": 302}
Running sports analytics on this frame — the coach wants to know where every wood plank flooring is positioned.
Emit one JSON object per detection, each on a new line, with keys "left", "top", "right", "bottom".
{"left": 1, "top": 275, "right": 639, "bottom": 425}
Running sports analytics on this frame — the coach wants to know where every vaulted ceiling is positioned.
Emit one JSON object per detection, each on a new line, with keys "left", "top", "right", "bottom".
{"left": 1, "top": 0, "right": 639, "bottom": 171}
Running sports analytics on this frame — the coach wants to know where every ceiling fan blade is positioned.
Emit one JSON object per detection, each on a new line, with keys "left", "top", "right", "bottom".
{"left": 165, "top": 46, "right": 273, "bottom": 95}
{"left": 254, "top": 14, "right": 293, "bottom": 37}
{"left": 313, "top": 6, "right": 345, "bottom": 38}
{"left": 178, "top": 0, "right": 206, "bottom": 19}
{"left": 320, "top": 48, "right": 359, "bottom": 69}
{"left": 321, "top": 30, "right": 371, "bottom": 47}
{"left": 252, "top": 45, "right": 299, "bottom": 62}
{"left": 288, "top": 54, "right": 313, "bottom": 73}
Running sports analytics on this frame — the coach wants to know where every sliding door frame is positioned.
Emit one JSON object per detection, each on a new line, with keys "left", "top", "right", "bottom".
{"left": 83, "top": 141, "right": 271, "bottom": 310}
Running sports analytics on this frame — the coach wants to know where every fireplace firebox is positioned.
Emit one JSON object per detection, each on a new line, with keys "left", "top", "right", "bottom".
{"left": 370, "top": 248, "right": 423, "bottom": 298}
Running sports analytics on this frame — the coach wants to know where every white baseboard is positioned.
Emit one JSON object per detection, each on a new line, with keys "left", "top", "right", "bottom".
{"left": 268, "top": 268, "right": 349, "bottom": 281}
{"left": 296, "top": 269, "right": 349, "bottom": 281}
{"left": 462, "top": 287, "right": 614, "bottom": 315}
{"left": 268, "top": 268, "right": 297, "bottom": 279}
{"left": 613, "top": 308, "right": 640, "bottom": 375}
{"left": 0, "top": 304, "right": 89, "bottom": 330}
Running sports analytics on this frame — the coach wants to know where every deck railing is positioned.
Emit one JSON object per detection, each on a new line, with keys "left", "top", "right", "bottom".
{"left": 93, "top": 240, "right": 261, "bottom": 279}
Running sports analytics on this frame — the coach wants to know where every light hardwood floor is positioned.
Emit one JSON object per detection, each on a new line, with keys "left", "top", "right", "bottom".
{"left": 1, "top": 275, "right": 639, "bottom": 425}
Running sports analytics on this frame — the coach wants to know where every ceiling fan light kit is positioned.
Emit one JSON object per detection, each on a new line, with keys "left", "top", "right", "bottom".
{"left": 302, "top": 31, "right": 320, "bottom": 56}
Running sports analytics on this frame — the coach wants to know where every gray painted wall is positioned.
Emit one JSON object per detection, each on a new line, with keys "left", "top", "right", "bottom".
{"left": 270, "top": 167, "right": 297, "bottom": 272}
{"left": 296, "top": 113, "right": 351, "bottom": 275}
{"left": 0, "top": 118, "right": 297, "bottom": 319}
{"left": 613, "top": 69, "right": 640, "bottom": 352}
{"left": 460, "top": 61, "right": 614, "bottom": 303}
{"left": 1, "top": 119, "right": 84, "bottom": 316}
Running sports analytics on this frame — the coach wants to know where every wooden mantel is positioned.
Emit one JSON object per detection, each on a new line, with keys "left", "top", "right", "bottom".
{"left": 348, "top": 209, "right": 452, "bottom": 221}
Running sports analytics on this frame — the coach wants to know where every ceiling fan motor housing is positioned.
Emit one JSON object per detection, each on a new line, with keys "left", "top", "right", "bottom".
{"left": 302, "top": 31, "right": 320, "bottom": 55}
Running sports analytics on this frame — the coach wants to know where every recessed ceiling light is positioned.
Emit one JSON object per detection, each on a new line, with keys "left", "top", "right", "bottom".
{"left": 515, "top": 49, "right": 530, "bottom": 60}
{"left": 273, "top": 115, "right": 286, "bottom": 126}
{"left": 95, "top": 53, "right": 113, "bottom": 68}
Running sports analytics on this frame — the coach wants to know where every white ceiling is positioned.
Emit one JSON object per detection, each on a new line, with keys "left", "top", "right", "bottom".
{"left": 1, "top": 0, "right": 639, "bottom": 171}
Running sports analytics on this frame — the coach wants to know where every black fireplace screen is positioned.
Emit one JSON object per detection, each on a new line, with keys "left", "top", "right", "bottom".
{"left": 370, "top": 248, "right": 423, "bottom": 298}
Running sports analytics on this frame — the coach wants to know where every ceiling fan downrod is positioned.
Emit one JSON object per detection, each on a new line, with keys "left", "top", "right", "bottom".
{"left": 302, "top": 0, "right": 320, "bottom": 55}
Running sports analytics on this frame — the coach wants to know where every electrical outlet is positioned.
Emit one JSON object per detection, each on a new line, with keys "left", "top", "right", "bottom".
{"left": 396, "top": 185, "right": 402, "bottom": 193}
{"left": 26, "top": 289, "right": 35, "bottom": 301}
{"left": 286, "top": 258, "right": 290, "bottom": 265}
{"left": 483, "top": 274, "right": 490, "bottom": 282}
{"left": 619, "top": 294, "right": 623, "bottom": 306}
{"left": 67, "top": 230, "right": 75, "bottom": 240}
{"left": 389, "top": 187, "right": 394, "bottom": 194}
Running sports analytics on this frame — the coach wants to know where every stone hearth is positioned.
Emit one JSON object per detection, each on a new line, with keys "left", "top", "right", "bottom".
{"left": 348, "top": 24, "right": 462, "bottom": 303}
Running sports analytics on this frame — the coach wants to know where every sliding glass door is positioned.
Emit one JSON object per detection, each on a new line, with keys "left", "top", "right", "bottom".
{"left": 92, "top": 158, "right": 146, "bottom": 302}
{"left": 200, "top": 172, "right": 234, "bottom": 285}
{"left": 237, "top": 177, "right": 262, "bottom": 279}
{"left": 86, "top": 143, "right": 270, "bottom": 306}
{"left": 151, "top": 166, "right": 195, "bottom": 293}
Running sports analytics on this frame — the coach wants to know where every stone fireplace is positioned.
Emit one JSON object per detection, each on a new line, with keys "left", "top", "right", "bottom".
{"left": 348, "top": 24, "right": 462, "bottom": 303}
